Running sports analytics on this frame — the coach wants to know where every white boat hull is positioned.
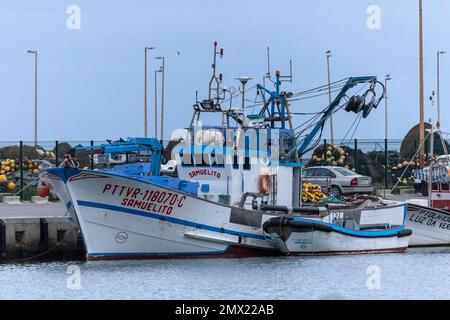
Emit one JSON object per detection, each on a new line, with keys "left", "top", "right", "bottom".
{"left": 41, "top": 169, "right": 276, "bottom": 260}
{"left": 280, "top": 231, "right": 409, "bottom": 254}
{"left": 264, "top": 217, "right": 410, "bottom": 255}
{"left": 406, "top": 203, "right": 450, "bottom": 246}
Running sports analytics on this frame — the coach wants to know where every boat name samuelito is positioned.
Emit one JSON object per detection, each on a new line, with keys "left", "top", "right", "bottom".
{"left": 188, "top": 169, "right": 221, "bottom": 179}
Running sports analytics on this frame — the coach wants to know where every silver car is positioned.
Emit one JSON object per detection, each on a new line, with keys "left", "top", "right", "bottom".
{"left": 302, "top": 166, "right": 374, "bottom": 197}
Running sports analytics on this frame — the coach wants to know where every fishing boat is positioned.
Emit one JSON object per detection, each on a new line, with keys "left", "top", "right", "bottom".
{"left": 406, "top": 202, "right": 450, "bottom": 246}
{"left": 40, "top": 43, "right": 410, "bottom": 260}
{"left": 405, "top": 128, "right": 450, "bottom": 246}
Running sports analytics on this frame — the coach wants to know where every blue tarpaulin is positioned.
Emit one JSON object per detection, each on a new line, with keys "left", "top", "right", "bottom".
{"left": 413, "top": 166, "right": 450, "bottom": 183}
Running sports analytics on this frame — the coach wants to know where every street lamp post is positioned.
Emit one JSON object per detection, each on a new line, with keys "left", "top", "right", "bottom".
{"left": 154, "top": 68, "right": 161, "bottom": 139}
{"left": 27, "top": 50, "right": 38, "bottom": 146}
{"left": 155, "top": 56, "right": 165, "bottom": 143}
{"left": 326, "top": 50, "right": 334, "bottom": 146}
{"left": 235, "top": 76, "right": 252, "bottom": 111}
{"left": 437, "top": 50, "right": 446, "bottom": 129}
{"left": 144, "top": 46, "right": 156, "bottom": 138}
{"left": 384, "top": 75, "right": 391, "bottom": 140}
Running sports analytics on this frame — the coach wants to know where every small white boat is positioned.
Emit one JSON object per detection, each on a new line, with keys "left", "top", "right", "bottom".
{"left": 405, "top": 128, "right": 450, "bottom": 246}
{"left": 406, "top": 202, "right": 450, "bottom": 246}
{"left": 263, "top": 200, "right": 411, "bottom": 255}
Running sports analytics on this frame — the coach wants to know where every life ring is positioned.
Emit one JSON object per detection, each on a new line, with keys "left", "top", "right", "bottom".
{"left": 259, "top": 174, "right": 271, "bottom": 194}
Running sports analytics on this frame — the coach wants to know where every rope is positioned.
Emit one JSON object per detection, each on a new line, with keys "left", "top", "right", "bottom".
{"left": 289, "top": 78, "right": 350, "bottom": 97}
{"left": 4, "top": 239, "right": 67, "bottom": 263}
{"left": 287, "top": 85, "right": 347, "bottom": 102}
{"left": 240, "top": 79, "right": 349, "bottom": 111}
{"left": 4, "top": 210, "right": 75, "bottom": 263}
{"left": 348, "top": 114, "right": 363, "bottom": 141}
{"left": 13, "top": 176, "right": 40, "bottom": 197}
{"left": 341, "top": 112, "right": 363, "bottom": 146}
{"left": 242, "top": 85, "right": 344, "bottom": 110}
{"left": 292, "top": 81, "right": 368, "bottom": 136}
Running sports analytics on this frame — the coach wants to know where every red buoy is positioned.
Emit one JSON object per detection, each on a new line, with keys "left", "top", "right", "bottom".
{"left": 37, "top": 185, "right": 49, "bottom": 197}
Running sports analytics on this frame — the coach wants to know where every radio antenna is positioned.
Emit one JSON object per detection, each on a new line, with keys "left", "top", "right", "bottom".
{"left": 264, "top": 47, "right": 292, "bottom": 84}
{"left": 208, "top": 41, "right": 224, "bottom": 106}
{"left": 279, "top": 59, "right": 293, "bottom": 83}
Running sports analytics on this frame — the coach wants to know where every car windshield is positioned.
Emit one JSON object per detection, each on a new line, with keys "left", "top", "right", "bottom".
{"left": 334, "top": 167, "right": 358, "bottom": 176}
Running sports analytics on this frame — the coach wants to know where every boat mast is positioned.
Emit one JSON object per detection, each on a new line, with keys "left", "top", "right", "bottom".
{"left": 428, "top": 126, "right": 434, "bottom": 206}
{"left": 419, "top": 0, "right": 425, "bottom": 168}
{"left": 190, "top": 42, "right": 225, "bottom": 128}
{"left": 208, "top": 41, "right": 223, "bottom": 106}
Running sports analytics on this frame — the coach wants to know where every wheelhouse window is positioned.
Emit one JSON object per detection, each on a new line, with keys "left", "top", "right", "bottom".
{"left": 243, "top": 136, "right": 251, "bottom": 170}
{"left": 243, "top": 156, "right": 251, "bottom": 170}
{"left": 233, "top": 154, "right": 239, "bottom": 169}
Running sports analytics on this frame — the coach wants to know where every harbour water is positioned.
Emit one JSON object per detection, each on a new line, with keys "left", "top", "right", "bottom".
{"left": 1, "top": 247, "right": 449, "bottom": 300}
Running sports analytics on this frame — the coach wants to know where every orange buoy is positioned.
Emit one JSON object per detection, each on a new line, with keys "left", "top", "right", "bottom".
{"left": 259, "top": 174, "right": 271, "bottom": 194}
{"left": 37, "top": 185, "right": 49, "bottom": 197}
{"left": 7, "top": 181, "right": 15, "bottom": 191}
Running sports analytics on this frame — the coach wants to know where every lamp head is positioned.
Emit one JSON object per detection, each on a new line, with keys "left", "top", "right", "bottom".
{"left": 235, "top": 76, "right": 252, "bottom": 86}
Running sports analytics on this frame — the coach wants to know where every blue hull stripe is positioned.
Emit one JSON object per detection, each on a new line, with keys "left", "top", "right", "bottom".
{"left": 292, "top": 217, "right": 406, "bottom": 237}
{"left": 77, "top": 200, "right": 266, "bottom": 241}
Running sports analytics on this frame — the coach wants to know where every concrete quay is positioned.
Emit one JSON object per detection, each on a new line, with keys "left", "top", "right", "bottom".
{"left": 0, "top": 202, "right": 85, "bottom": 262}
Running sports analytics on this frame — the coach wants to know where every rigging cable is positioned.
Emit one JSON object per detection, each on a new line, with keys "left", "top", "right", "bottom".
{"left": 390, "top": 131, "right": 431, "bottom": 193}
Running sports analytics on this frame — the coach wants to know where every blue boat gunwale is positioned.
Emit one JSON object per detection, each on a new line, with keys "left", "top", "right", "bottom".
{"left": 285, "top": 217, "right": 410, "bottom": 238}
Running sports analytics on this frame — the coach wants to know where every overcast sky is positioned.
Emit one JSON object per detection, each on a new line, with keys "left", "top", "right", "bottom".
{"left": 0, "top": 0, "right": 449, "bottom": 142}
